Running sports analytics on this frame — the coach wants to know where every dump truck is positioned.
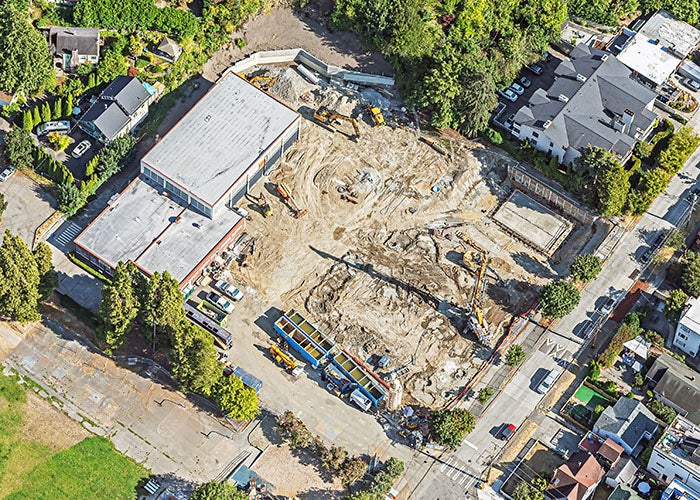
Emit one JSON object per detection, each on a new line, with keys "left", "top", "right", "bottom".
{"left": 270, "top": 344, "right": 297, "bottom": 371}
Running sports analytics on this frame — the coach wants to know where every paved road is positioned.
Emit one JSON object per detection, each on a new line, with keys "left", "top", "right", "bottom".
{"left": 412, "top": 111, "right": 700, "bottom": 498}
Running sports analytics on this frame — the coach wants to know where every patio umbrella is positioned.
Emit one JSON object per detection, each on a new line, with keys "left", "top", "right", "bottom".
{"left": 638, "top": 482, "right": 651, "bottom": 494}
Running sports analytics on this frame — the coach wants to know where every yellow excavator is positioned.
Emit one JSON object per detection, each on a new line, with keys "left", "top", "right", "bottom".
{"left": 270, "top": 344, "right": 297, "bottom": 371}
{"left": 461, "top": 237, "right": 492, "bottom": 346}
{"left": 313, "top": 106, "right": 360, "bottom": 140}
{"left": 248, "top": 75, "right": 276, "bottom": 90}
{"left": 366, "top": 104, "right": 385, "bottom": 127}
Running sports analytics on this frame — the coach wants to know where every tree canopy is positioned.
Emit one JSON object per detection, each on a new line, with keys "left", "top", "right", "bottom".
{"left": 569, "top": 254, "right": 602, "bottom": 283}
{"left": 170, "top": 320, "right": 221, "bottom": 396}
{"left": 429, "top": 408, "right": 476, "bottom": 449}
{"left": 212, "top": 374, "right": 259, "bottom": 420}
{"left": 682, "top": 251, "right": 700, "bottom": 297}
{"left": 98, "top": 261, "right": 139, "bottom": 352}
{"left": 505, "top": 344, "right": 526, "bottom": 367}
{"left": 539, "top": 280, "right": 580, "bottom": 318}
{"left": 0, "top": 230, "right": 42, "bottom": 322}
{"left": 0, "top": 3, "right": 53, "bottom": 94}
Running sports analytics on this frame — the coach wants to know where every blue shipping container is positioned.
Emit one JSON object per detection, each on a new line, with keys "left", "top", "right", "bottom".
{"left": 233, "top": 366, "right": 263, "bottom": 393}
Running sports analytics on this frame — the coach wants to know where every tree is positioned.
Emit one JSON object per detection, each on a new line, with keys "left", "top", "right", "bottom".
{"left": 57, "top": 182, "right": 84, "bottom": 216}
{"left": 170, "top": 320, "right": 221, "bottom": 395}
{"left": 87, "top": 71, "right": 97, "bottom": 89}
{"left": 0, "top": 230, "right": 41, "bottom": 322}
{"left": 596, "top": 162, "right": 630, "bottom": 217}
{"left": 52, "top": 98, "right": 63, "bottom": 119}
{"left": 40, "top": 102, "right": 51, "bottom": 123}
{"left": 98, "top": 261, "right": 138, "bottom": 352}
{"left": 665, "top": 289, "right": 689, "bottom": 323}
{"left": 152, "top": 7, "right": 200, "bottom": 41}
{"left": 48, "top": 131, "right": 70, "bottom": 151}
{"left": 0, "top": 194, "right": 6, "bottom": 222}
{"left": 21, "top": 110, "right": 33, "bottom": 130}
{"left": 97, "top": 49, "right": 128, "bottom": 84}
{"left": 634, "top": 141, "right": 653, "bottom": 159}
{"left": 339, "top": 456, "right": 367, "bottom": 486}
{"left": 84, "top": 156, "right": 98, "bottom": 179}
{"left": 659, "top": 127, "right": 700, "bottom": 175}
{"left": 588, "top": 359, "right": 601, "bottom": 382}
{"left": 74, "top": 0, "right": 158, "bottom": 32}
{"left": 429, "top": 409, "right": 475, "bottom": 449}
{"left": 32, "top": 106, "right": 41, "bottom": 127}
{"left": 682, "top": 252, "right": 700, "bottom": 297}
{"left": 477, "top": 387, "right": 494, "bottom": 404}
{"left": 513, "top": 480, "right": 544, "bottom": 500}
{"left": 539, "top": 280, "right": 580, "bottom": 318}
{"left": 212, "top": 374, "right": 259, "bottom": 420}
{"left": 63, "top": 93, "right": 73, "bottom": 118}
{"left": 321, "top": 444, "right": 348, "bottom": 471}
{"left": 0, "top": 3, "right": 53, "bottom": 94}
{"left": 569, "top": 254, "right": 602, "bottom": 283}
{"left": 277, "top": 410, "right": 312, "bottom": 449}
{"left": 505, "top": 344, "right": 526, "bottom": 367}
{"left": 142, "top": 271, "right": 185, "bottom": 338}
{"left": 648, "top": 398, "right": 677, "bottom": 423}
{"left": 190, "top": 481, "right": 247, "bottom": 500}
{"left": 667, "top": 229, "right": 686, "bottom": 250}
{"left": 4, "top": 128, "right": 35, "bottom": 171}
{"left": 33, "top": 242, "right": 58, "bottom": 301}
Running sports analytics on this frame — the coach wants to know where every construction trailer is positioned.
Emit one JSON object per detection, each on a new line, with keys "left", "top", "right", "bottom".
{"left": 232, "top": 366, "right": 263, "bottom": 393}
{"left": 332, "top": 350, "right": 386, "bottom": 407}
{"left": 273, "top": 308, "right": 335, "bottom": 369}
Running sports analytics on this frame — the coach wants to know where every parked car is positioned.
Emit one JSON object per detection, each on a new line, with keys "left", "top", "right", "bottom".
{"left": 499, "top": 423, "right": 516, "bottom": 440}
{"left": 682, "top": 78, "right": 700, "bottom": 92}
{"left": 72, "top": 140, "right": 92, "bottom": 158}
{"left": 527, "top": 63, "right": 543, "bottom": 75}
{"left": 536, "top": 369, "right": 561, "bottom": 394}
{"left": 498, "top": 89, "right": 518, "bottom": 102}
{"left": 600, "top": 297, "right": 615, "bottom": 317}
{"left": 544, "top": 51, "right": 553, "bottom": 62}
{"left": 204, "top": 292, "right": 235, "bottom": 315}
{"left": 640, "top": 247, "right": 654, "bottom": 264}
{"left": 509, "top": 82, "right": 525, "bottom": 95}
{"left": 0, "top": 165, "right": 16, "bottom": 182}
{"left": 518, "top": 76, "right": 532, "bottom": 88}
{"left": 214, "top": 279, "right": 244, "bottom": 301}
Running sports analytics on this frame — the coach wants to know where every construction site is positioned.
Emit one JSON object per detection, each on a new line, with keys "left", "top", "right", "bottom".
{"left": 218, "top": 61, "right": 601, "bottom": 409}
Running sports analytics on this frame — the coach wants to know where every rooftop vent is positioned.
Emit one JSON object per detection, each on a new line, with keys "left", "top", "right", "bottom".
{"left": 543, "top": 119, "right": 552, "bottom": 129}
{"left": 576, "top": 73, "right": 587, "bottom": 82}
{"left": 601, "top": 54, "right": 609, "bottom": 61}
{"left": 558, "top": 94, "right": 569, "bottom": 103}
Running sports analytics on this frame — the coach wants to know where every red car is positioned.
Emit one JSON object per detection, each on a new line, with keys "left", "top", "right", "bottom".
{"left": 499, "top": 423, "right": 516, "bottom": 440}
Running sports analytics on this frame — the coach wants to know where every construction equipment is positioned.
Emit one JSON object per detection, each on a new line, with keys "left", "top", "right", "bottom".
{"left": 366, "top": 105, "right": 385, "bottom": 127}
{"left": 247, "top": 193, "right": 273, "bottom": 217}
{"left": 460, "top": 237, "right": 492, "bottom": 346}
{"left": 313, "top": 106, "right": 360, "bottom": 140}
{"left": 276, "top": 182, "right": 307, "bottom": 218}
{"left": 270, "top": 344, "right": 297, "bottom": 371}
{"left": 247, "top": 75, "right": 276, "bottom": 90}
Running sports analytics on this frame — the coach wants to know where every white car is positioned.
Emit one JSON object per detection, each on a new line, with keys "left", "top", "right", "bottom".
{"left": 214, "top": 279, "right": 244, "bottom": 301}
{"left": 204, "top": 292, "right": 235, "bottom": 315}
{"left": 498, "top": 89, "right": 518, "bottom": 102}
{"left": 72, "top": 140, "right": 92, "bottom": 158}
{"left": 537, "top": 369, "right": 560, "bottom": 394}
{"left": 0, "top": 165, "right": 16, "bottom": 182}
{"left": 509, "top": 82, "right": 525, "bottom": 95}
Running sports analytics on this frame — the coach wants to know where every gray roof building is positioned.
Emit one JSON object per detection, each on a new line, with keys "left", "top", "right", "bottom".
{"left": 48, "top": 27, "right": 100, "bottom": 72}
{"left": 79, "top": 76, "right": 154, "bottom": 143}
{"left": 646, "top": 353, "right": 700, "bottom": 426}
{"left": 155, "top": 37, "right": 182, "bottom": 62}
{"left": 593, "top": 397, "right": 659, "bottom": 455}
{"left": 512, "top": 45, "right": 658, "bottom": 165}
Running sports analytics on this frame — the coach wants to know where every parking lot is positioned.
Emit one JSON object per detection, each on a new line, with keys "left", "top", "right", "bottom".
{"left": 0, "top": 170, "right": 57, "bottom": 244}
{"left": 49, "top": 126, "right": 100, "bottom": 181}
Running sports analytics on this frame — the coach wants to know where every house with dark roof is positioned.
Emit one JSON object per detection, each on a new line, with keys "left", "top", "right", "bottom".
{"left": 155, "top": 37, "right": 182, "bottom": 63}
{"left": 547, "top": 452, "right": 605, "bottom": 500}
{"left": 646, "top": 353, "right": 700, "bottom": 426}
{"left": 510, "top": 45, "right": 658, "bottom": 166}
{"left": 78, "top": 76, "right": 156, "bottom": 144}
{"left": 48, "top": 27, "right": 100, "bottom": 73}
{"left": 593, "top": 398, "right": 658, "bottom": 455}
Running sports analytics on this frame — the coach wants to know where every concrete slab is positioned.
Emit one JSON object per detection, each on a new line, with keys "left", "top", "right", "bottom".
{"left": 492, "top": 190, "right": 573, "bottom": 256}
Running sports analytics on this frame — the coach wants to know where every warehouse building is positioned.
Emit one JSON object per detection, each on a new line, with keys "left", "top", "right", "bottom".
{"left": 74, "top": 70, "right": 301, "bottom": 287}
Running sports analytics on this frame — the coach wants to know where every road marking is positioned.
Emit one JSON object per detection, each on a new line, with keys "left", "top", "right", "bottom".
{"left": 440, "top": 456, "right": 455, "bottom": 473}
{"left": 462, "top": 440, "right": 478, "bottom": 450}
{"left": 53, "top": 222, "right": 82, "bottom": 248}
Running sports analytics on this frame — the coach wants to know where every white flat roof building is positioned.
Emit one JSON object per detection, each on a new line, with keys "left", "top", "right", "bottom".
{"left": 141, "top": 70, "right": 301, "bottom": 218}
{"left": 616, "top": 36, "right": 681, "bottom": 86}
{"left": 675, "top": 296, "right": 700, "bottom": 357}
{"left": 648, "top": 416, "right": 700, "bottom": 493}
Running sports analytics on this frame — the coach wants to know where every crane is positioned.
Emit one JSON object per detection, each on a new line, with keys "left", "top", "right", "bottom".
{"left": 460, "top": 237, "right": 492, "bottom": 346}
{"left": 270, "top": 344, "right": 297, "bottom": 371}
{"left": 313, "top": 106, "right": 360, "bottom": 140}
{"left": 276, "top": 182, "right": 307, "bottom": 218}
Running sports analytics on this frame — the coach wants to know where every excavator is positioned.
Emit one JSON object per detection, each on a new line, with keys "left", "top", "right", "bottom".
{"left": 313, "top": 106, "right": 360, "bottom": 140}
{"left": 246, "top": 192, "right": 273, "bottom": 217}
{"left": 270, "top": 344, "right": 297, "bottom": 371}
{"left": 276, "top": 182, "right": 307, "bottom": 218}
{"left": 247, "top": 75, "right": 276, "bottom": 90}
{"left": 460, "top": 237, "right": 492, "bottom": 346}
{"left": 366, "top": 104, "right": 385, "bottom": 127}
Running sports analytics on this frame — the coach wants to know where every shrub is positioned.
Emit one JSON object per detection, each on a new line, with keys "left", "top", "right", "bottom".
{"left": 599, "top": 313, "right": 643, "bottom": 368}
{"left": 648, "top": 399, "right": 677, "bottom": 423}
{"left": 485, "top": 127, "right": 503, "bottom": 145}
{"left": 477, "top": 387, "right": 494, "bottom": 404}
{"left": 588, "top": 360, "right": 601, "bottom": 382}
{"left": 235, "top": 37, "right": 247, "bottom": 49}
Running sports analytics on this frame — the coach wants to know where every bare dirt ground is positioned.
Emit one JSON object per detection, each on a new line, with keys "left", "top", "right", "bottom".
{"left": 224, "top": 75, "right": 564, "bottom": 408}
{"left": 202, "top": 3, "right": 393, "bottom": 81}
{"left": 252, "top": 445, "right": 345, "bottom": 499}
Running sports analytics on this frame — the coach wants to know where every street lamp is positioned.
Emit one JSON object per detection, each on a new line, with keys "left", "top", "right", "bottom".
{"left": 154, "top": 398, "right": 185, "bottom": 409}
{"left": 201, "top": 430, "right": 232, "bottom": 440}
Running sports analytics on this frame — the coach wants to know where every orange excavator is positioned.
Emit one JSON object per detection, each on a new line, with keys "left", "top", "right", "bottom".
{"left": 276, "top": 182, "right": 307, "bottom": 218}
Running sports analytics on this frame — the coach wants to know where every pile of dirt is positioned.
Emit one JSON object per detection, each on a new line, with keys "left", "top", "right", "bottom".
{"left": 269, "top": 67, "right": 314, "bottom": 106}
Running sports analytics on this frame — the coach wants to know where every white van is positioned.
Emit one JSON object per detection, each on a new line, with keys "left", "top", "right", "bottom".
{"left": 350, "top": 388, "right": 372, "bottom": 412}
{"left": 36, "top": 120, "right": 71, "bottom": 136}
{"left": 537, "top": 369, "right": 560, "bottom": 394}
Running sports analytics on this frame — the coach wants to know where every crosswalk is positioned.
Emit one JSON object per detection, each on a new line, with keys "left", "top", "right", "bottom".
{"left": 51, "top": 222, "right": 82, "bottom": 250}
{"left": 439, "top": 455, "right": 477, "bottom": 488}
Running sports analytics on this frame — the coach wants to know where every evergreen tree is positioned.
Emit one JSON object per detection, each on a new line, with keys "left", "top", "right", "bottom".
{"left": 52, "top": 98, "right": 63, "bottom": 119}
{"left": 0, "top": 194, "right": 7, "bottom": 222}
{"left": 98, "top": 261, "right": 139, "bottom": 352}
{"left": 170, "top": 320, "right": 221, "bottom": 395}
{"left": 88, "top": 72, "right": 97, "bottom": 89}
{"left": 84, "top": 156, "right": 98, "bottom": 178}
{"left": 21, "top": 110, "right": 33, "bottom": 130}
{"left": 0, "top": 230, "right": 41, "bottom": 322}
{"left": 63, "top": 93, "right": 73, "bottom": 117}
{"left": 32, "top": 106, "right": 41, "bottom": 126}
{"left": 33, "top": 242, "right": 58, "bottom": 301}
{"left": 40, "top": 102, "right": 51, "bottom": 123}
{"left": 142, "top": 271, "right": 185, "bottom": 343}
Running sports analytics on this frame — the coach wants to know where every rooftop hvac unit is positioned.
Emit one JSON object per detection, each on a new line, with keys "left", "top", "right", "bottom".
{"left": 576, "top": 73, "right": 587, "bottom": 82}
{"left": 543, "top": 119, "right": 552, "bottom": 129}
{"left": 558, "top": 94, "right": 569, "bottom": 102}
{"left": 601, "top": 54, "right": 609, "bottom": 61}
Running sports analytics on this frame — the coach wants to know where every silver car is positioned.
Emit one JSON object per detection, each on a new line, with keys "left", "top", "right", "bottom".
{"left": 498, "top": 89, "right": 518, "bottom": 102}
{"left": 509, "top": 82, "right": 525, "bottom": 95}
{"left": 72, "top": 140, "right": 92, "bottom": 158}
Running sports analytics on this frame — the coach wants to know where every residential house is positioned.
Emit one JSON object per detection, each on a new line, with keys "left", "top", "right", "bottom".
{"left": 606, "top": 458, "right": 638, "bottom": 489}
{"left": 78, "top": 76, "right": 156, "bottom": 144}
{"left": 592, "top": 397, "right": 658, "bottom": 455}
{"left": 674, "top": 296, "right": 700, "bottom": 357}
{"left": 155, "top": 37, "right": 182, "bottom": 63}
{"left": 547, "top": 452, "right": 604, "bottom": 500}
{"left": 660, "top": 478, "right": 700, "bottom": 500}
{"left": 510, "top": 44, "right": 658, "bottom": 166}
{"left": 48, "top": 27, "right": 100, "bottom": 73}
{"left": 609, "top": 484, "right": 644, "bottom": 500}
{"left": 578, "top": 433, "right": 624, "bottom": 470}
{"left": 615, "top": 10, "right": 700, "bottom": 87}
{"left": 648, "top": 416, "right": 700, "bottom": 491}
{"left": 646, "top": 353, "right": 700, "bottom": 425}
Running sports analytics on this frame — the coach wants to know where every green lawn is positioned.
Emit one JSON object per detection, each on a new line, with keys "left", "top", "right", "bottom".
{"left": 574, "top": 385, "right": 610, "bottom": 409}
{"left": 0, "top": 372, "right": 148, "bottom": 499}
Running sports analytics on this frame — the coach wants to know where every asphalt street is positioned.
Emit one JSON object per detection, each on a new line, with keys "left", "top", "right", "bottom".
{"left": 412, "top": 110, "right": 700, "bottom": 498}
